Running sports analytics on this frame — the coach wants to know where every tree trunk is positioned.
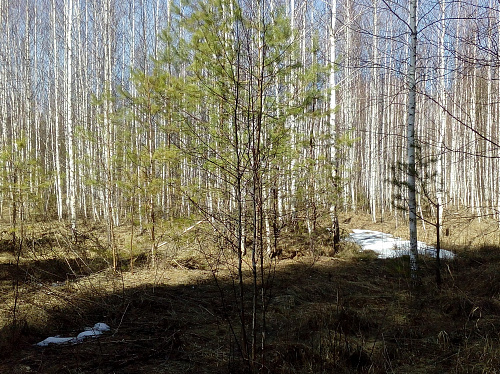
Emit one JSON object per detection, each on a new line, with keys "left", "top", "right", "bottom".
{"left": 407, "top": 0, "right": 419, "bottom": 281}
{"left": 329, "top": 0, "right": 340, "bottom": 251}
{"left": 65, "top": 0, "right": 77, "bottom": 234}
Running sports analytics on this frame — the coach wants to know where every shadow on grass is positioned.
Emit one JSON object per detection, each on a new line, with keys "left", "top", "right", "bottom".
{"left": 1, "top": 251, "right": 500, "bottom": 373}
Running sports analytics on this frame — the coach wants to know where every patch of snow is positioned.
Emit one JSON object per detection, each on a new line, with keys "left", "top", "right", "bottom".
{"left": 348, "top": 229, "right": 455, "bottom": 259}
{"left": 93, "top": 322, "right": 111, "bottom": 332}
{"left": 36, "top": 323, "right": 110, "bottom": 347}
{"left": 36, "top": 336, "right": 75, "bottom": 347}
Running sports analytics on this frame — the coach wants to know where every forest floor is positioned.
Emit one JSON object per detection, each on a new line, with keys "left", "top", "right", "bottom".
{"left": 1, "top": 213, "right": 500, "bottom": 373}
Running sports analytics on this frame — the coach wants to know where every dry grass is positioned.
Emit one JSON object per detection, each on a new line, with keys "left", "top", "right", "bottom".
{"left": 1, "top": 213, "right": 500, "bottom": 373}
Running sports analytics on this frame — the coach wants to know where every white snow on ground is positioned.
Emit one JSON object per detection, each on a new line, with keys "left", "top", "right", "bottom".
{"left": 36, "top": 322, "right": 110, "bottom": 347}
{"left": 36, "top": 336, "right": 75, "bottom": 346}
{"left": 348, "top": 229, "right": 455, "bottom": 259}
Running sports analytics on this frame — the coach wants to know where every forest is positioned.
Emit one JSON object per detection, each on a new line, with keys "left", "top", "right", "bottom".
{"left": 1, "top": 0, "right": 500, "bottom": 373}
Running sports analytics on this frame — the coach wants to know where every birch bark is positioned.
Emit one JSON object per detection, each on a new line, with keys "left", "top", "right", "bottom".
{"left": 65, "top": 0, "right": 77, "bottom": 232}
{"left": 329, "top": 0, "right": 340, "bottom": 250}
{"left": 435, "top": 0, "right": 446, "bottom": 285}
{"left": 407, "top": 0, "right": 419, "bottom": 278}
{"left": 52, "top": 0, "right": 64, "bottom": 220}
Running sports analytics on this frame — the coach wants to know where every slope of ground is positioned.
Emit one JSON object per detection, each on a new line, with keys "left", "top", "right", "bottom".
{"left": 1, "top": 215, "right": 500, "bottom": 373}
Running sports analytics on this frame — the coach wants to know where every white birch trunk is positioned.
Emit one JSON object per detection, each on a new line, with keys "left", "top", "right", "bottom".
{"left": 0, "top": 0, "right": 7, "bottom": 217}
{"left": 470, "top": 36, "right": 479, "bottom": 217}
{"left": 407, "top": 0, "right": 419, "bottom": 278}
{"left": 65, "top": 0, "right": 77, "bottom": 232}
{"left": 485, "top": 1, "right": 494, "bottom": 216}
{"left": 328, "top": 0, "right": 340, "bottom": 248}
{"left": 497, "top": 3, "right": 500, "bottom": 222}
{"left": 436, "top": 0, "right": 446, "bottom": 237}
{"left": 369, "top": 1, "right": 379, "bottom": 222}
{"left": 52, "top": 0, "right": 64, "bottom": 220}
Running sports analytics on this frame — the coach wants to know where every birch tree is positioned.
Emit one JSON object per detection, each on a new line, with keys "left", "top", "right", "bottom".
{"left": 52, "top": 0, "right": 64, "bottom": 220}
{"left": 329, "top": 0, "right": 341, "bottom": 250}
{"left": 407, "top": 0, "right": 419, "bottom": 279}
{"left": 65, "top": 0, "right": 77, "bottom": 233}
{"left": 434, "top": 0, "right": 446, "bottom": 286}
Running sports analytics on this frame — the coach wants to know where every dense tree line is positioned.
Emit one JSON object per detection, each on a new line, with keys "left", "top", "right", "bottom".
{"left": 0, "top": 0, "right": 499, "bottom": 234}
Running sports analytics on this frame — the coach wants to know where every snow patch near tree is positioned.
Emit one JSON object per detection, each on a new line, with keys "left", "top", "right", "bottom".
{"left": 348, "top": 229, "right": 455, "bottom": 259}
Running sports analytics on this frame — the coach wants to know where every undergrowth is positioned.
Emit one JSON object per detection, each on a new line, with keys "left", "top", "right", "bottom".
{"left": 0, "top": 214, "right": 500, "bottom": 373}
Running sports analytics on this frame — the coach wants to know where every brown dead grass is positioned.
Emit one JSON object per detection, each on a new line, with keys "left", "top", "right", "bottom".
{"left": 1, "top": 213, "right": 500, "bottom": 373}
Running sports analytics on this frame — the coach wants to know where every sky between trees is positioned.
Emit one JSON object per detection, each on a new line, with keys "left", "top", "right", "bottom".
{"left": 0, "top": 0, "right": 499, "bottom": 230}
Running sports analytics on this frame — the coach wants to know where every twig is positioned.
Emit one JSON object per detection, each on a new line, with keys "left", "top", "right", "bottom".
{"left": 112, "top": 301, "right": 130, "bottom": 337}
{"left": 171, "top": 259, "right": 187, "bottom": 269}
{"left": 182, "top": 220, "right": 207, "bottom": 234}
{"left": 156, "top": 221, "right": 207, "bottom": 250}
{"left": 446, "top": 264, "right": 455, "bottom": 282}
